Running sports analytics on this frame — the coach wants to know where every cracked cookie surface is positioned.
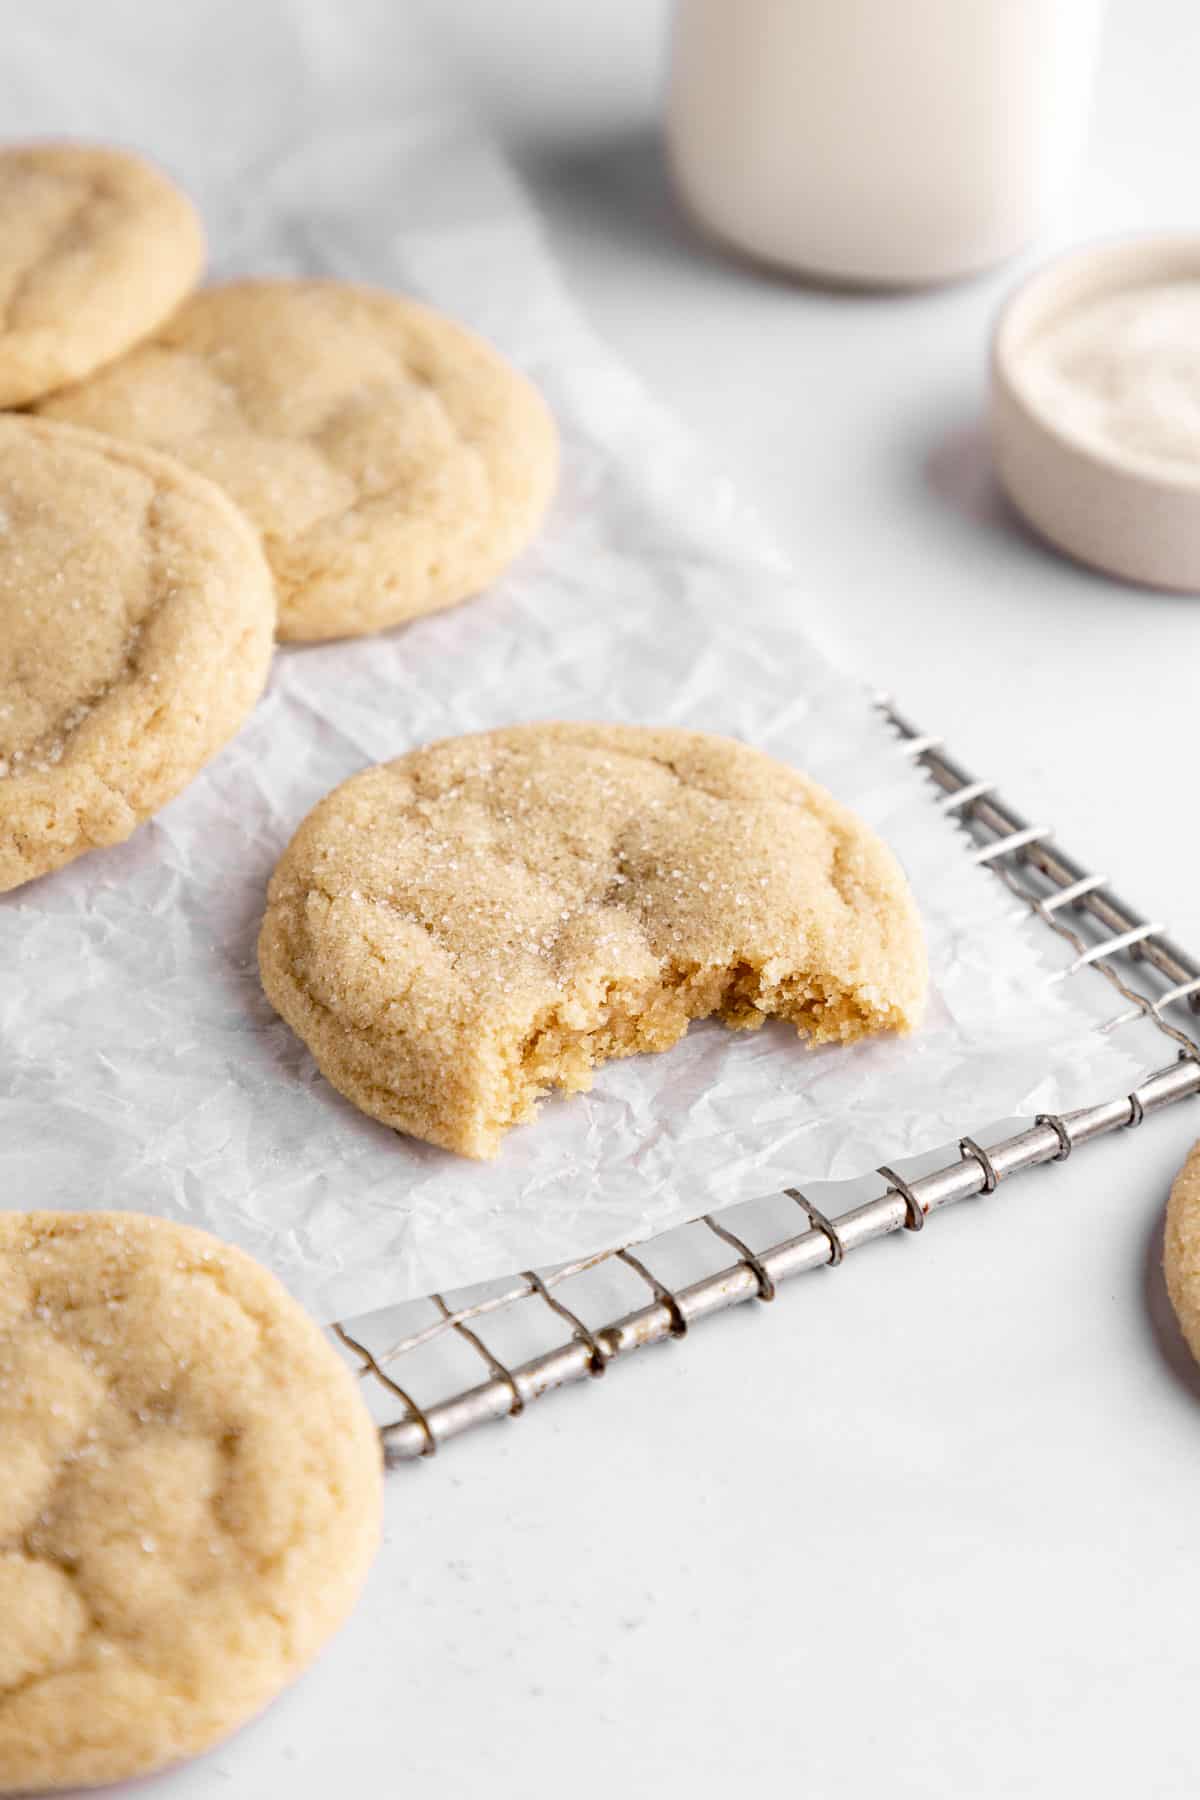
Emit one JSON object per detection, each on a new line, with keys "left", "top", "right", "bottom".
{"left": 38, "top": 277, "right": 559, "bottom": 642}
{"left": 1165, "top": 1141, "right": 1200, "bottom": 1368}
{"left": 0, "top": 143, "right": 204, "bottom": 407}
{"left": 259, "top": 723, "right": 928, "bottom": 1159}
{"left": 0, "top": 1210, "right": 382, "bottom": 1793}
{"left": 0, "top": 416, "right": 275, "bottom": 892}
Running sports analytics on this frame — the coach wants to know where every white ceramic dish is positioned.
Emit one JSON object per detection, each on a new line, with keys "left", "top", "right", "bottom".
{"left": 668, "top": 0, "right": 1105, "bottom": 288}
{"left": 991, "top": 234, "right": 1200, "bottom": 592}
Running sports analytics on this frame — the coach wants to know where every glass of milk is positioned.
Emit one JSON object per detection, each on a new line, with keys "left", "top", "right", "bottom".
{"left": 666, "top": 0, "right": 1107, "bottom": 288}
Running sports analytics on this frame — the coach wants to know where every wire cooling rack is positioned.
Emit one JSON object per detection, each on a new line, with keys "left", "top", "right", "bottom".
{"left": 333, "top": 699, "right": 1200, "bottom": 1463}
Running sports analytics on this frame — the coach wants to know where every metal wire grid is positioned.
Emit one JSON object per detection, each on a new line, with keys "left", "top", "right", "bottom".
{"left": 334, "top": 700, "right": 1200, "bottom": 1463}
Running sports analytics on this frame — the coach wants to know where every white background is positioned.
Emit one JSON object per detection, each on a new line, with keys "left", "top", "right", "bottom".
{"left": 50, "top": 2, "right": 1200, "bottom": 1794}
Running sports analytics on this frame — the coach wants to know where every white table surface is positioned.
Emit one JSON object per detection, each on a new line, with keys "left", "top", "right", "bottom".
{"left": 56, "top": 2, "right": 1200, "bottom": 1795}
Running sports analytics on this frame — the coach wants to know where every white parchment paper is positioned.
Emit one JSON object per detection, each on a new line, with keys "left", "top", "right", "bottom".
{"left": 0, "top": 4, "right": 1141, "bottom": 1318}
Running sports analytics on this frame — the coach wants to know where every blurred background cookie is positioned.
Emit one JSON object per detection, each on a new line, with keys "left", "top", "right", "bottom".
{"left": 0, "top": 142, "right": 204, "bottom": 407}
{"left": 38, "top": 277, "right": 559, "bottom": 642}
{"left": 1165, "top": 1140, "right": 1200, "bottom": 1367}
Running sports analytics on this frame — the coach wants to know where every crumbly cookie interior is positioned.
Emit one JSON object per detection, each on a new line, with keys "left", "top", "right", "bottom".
{"left": 483, "top": 957, "right": 903, "bottom": 1148}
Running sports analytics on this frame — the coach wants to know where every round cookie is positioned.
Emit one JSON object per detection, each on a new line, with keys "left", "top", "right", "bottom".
{"left": 0, "top": 1211, "right": 382, "bottom": 1793}
{"left": 1165, "top": 1138, "right": 1200, "bottom": 1366}
{"left": 259, "top": 722, "right": 928, "bottom": 1159}
{"left": 0, "top": 142, "right": 204, "bottom": 407}
{"left": 0, "top": 416, "right": 276, "bottom": 892}
{"left": 38, "top": 277, "right": 559, "bottom": 642}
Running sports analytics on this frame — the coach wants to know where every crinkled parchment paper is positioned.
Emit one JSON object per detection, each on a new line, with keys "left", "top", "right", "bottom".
{"left": 0, "top": 4, "right": 1141, "bottom": 1318}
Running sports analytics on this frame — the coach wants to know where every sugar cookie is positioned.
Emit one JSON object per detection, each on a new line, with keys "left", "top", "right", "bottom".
{"left": 1165, "top": 1138, "right": 1200, "bottom": 1367}
{"left": 0, "top": 416, "right": 275, "bottom": 892}
{"left": 0, "top": 1210, "right": 382, "bottom": 1792}
{"left": 0, "top": 142, "right": 203, "bottom": 407}
{"left": 39, "top": 278, "right": 558, "bottom": 642}
{"left": 259, "top": 723, "right": 927, "bottom": 1158}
